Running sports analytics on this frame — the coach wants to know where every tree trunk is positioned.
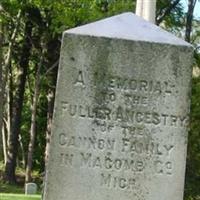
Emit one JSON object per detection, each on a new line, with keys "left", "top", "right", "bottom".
{"left": 185, "top": 0, "right": 197, "bottom": 42}
{"left": 4, "top": 19, "right": 33, "bottom": 184}
{"left": 156, "top": 0, "right": 181, "bottom": 25}
{"left": 0, "top": 8, "right": 21, "bottom": 170}
{"left": 44, "top": 39, "right": 59, "bottom": 166}
{"left": 2, "top": 120, "right": 7, "bottom": 164}
{"left": 19, "top": 134, "right": 25, "bottom": 168}
{"left": 6, "top": 62, "right": 13, "bottom": 155}
{"left": 25, "top": 53, "right": 43, "bottom": 183}
{"left": 0, "top": 13, "right": 3, "bottom": 159}
{"left": 45, "top": 90, "right": 55, "bottom": 165}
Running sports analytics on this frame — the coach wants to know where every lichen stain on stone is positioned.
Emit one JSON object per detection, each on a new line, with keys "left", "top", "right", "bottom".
{"left": 171, "top": 50, "right": 181, "bottom": 78}
{"left": 91, "top": 38, "right": 114, "bottom": 107}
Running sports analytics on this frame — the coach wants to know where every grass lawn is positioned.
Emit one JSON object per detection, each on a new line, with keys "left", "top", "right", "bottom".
{"left": 0, "top": 163, "right": 42, "bottom": 199}
{"left": 0, "top": 193, "right": 41, "bottom": 200}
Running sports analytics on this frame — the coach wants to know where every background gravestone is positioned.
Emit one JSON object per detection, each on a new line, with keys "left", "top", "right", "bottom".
{"left": 43, "top": 13, "right": 193, "bottom": 200}
{"left": 25, "top": 183, "right": 37, "bottom": 195}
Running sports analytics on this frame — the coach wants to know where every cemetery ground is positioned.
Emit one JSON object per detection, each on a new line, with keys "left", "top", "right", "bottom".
{"left": 0, "top": 194, "right": 40, "bottom": 200}
{"left": 0, "top": 162, "right": 41, "bottom": 199}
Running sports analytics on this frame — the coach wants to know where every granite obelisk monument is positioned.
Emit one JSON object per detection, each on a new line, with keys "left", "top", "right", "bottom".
{"left": 43, "top": 12, "right": 193, "bottom": 200}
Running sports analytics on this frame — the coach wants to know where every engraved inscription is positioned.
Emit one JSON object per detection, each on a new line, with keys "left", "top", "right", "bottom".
{"left": 155, "top": 160, "right": 173, "bottom": 175}
{"left": 60, "top": 102, "right": 189, "bottom": 127}
{"left": 57, "top": 72, "right": 183, "bottom": 191}
{"left": 92, "top": 74, "right": 174, "bottom": 95}
{"left": 60, "top": 153, "right": 74, "bottom": 166}
{"left": 100, "top": 173, "right": 136, "bottom": 190}
{"left": 74, "top": 70, "right": 85, "bottom": 87}
{"left": 59, "top": 133, "right": 116, "bottom": 151}
{"left": 79, "top": 152, "right": 144, "bottom": 172}
{"left": 121, "top": 139, "right": 174, "bottom": 156}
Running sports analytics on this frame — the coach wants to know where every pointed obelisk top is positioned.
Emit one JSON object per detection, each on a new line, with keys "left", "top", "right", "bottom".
{"left": 65, "top": 12, "right": 191, "bottom": 47}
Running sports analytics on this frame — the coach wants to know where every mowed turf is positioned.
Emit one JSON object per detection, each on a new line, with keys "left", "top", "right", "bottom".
{"left": 0, "top": 193, "right": 41, "bottom": 200}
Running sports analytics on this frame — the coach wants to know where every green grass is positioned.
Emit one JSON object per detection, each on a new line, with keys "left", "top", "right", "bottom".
{"left": 0, "top": 161, "right": 42, "bottom": 199}
{"left": 0, "top": 193, "right": 41, "bottom": 200}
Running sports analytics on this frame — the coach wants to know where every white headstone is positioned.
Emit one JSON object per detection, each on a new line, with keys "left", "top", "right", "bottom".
{"left": 43, "top": 13, "right": 193, "bottom": 200}
{"left": 25, "top": 183, "right": 37, "bottom": 195}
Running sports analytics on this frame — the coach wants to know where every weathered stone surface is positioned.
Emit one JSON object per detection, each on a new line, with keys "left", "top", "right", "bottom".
{"left": 25, "top": 183, "right": 37, "bottom": 195}
{"left": 43, "top": 13, "right": 193, "bottom": 200}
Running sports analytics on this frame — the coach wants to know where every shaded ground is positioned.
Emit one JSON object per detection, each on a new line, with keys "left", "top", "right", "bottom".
{"left": 0, "top": 164, "right": 42, "bottom": 198}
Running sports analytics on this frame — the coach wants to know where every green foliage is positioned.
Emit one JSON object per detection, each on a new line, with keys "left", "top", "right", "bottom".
{"left": 31, "top": 0, "right": 135, "bottom": 35}
{"left": 156, "top": 0, "right": 185, "bottom": 32}
{"left": 185, "top": 77, "right": 200, "bottom": 200}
